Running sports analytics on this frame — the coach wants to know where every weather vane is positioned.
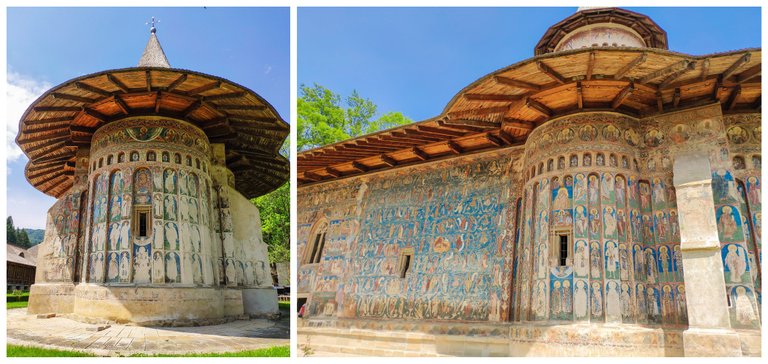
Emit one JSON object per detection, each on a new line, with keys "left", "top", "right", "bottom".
{"left": 146, "top": 17, "right": 160, "bottom": 33}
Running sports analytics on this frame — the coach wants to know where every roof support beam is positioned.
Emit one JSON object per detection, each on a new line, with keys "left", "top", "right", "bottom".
{"left": 203, "top": 92, "right": 247, "bottom": 101}
{"left": 446, "top": 140, "right": 463, "bottom": 154}
{"left": 154, "top": 91, "right": 162, "bottom": 113}
{"left": 497, "top": 130, "right": 517, "bottom": 145}
{"left": 502, "top": 118, "right": 535, "bottom": 131}
{"left": 613, "top": 52, "right": 647, "bottom": 80}
{"left": 639, "top": 60, "right": 691, "bottom": 84}
{"left": 576, "top": 81, "right": 583, "bottom": 109}
{"left": 612, "top": 82, "right": 635, "bottom": 109}
{"left": 113, "top": 95, "right": 130, "bottom": 115}
{"left": 51, "top": 93, "right": 97, "bottom": 104}
{"left": 25, "top": 117, "right": 74, "bottom": 126}
{"left": 166, "top": 74, "right": 188, "bottom": 92}
{"left": 721, "top": 53, "right": 751, "bottom": 80}
{"left": 182, "top": 100, "right": 204, "bottom": 117}
{"left": 380, "top": 154, "right": 398, "bottom": 167}
{"left": 106, "top": 74, "right": 131, "bottom": 93}
{"left": 732, "top": 64, "right": 761, "bottom": 84}
{"left": 725, "top": 85, "right": 742, "bottom": 111}
{"left": 74, "top": 82, "right": 112, "bottom": 97}
{"left": 411, "top": 147, "right": 429, "bottom": 161}
{"left": 464, "top": 93, "right": 525, "bottom": 102}
{"left": 712, "top": 77, "right": 724, "bottom": 102}
{"left": 325, "top": 166, "right": 341, "bottom": 178}
{"left": 81, "top": 107, "right": 109, "bottom": 123}
{"left": 441, "top": 118, "right": 501, "bottom": 129}
{"left": 657, "top": 61, "right": 696, "bottom": 89}
{"left": 673, "top": 88, "right": 681, "bottom": 108}
{"left": 304, "top": 171, "right": 323, "bottom": 182}
{"left": 351, "top": 161, "right": 369, "bottom": 173}
{"left": 656, "top": 91, "right": 664, "bottom": 113}
{"left": 185, "top": 81, "right": 221, "bottom": 96}
{"left": 752, "top": 96, "right": 761, "bottom": 110}
{"left": 699, "top": 59, "right": 710, "bottom": 81}
{"left": 145, "top": 70, "right": 152, "bottom": 92}
{"left": 536, "top": 61, "right": 567, "bottom": 84}
{"left": 525, "top": 97, "right": 552, "bottom": 118}
{"left": 34, "top": 106, "right": 81, "bottom": 112}
{"left": 485, "top": 133, "right": 504, "bottom": 147}
{"left": 585, "top": 51, "right": 596, "bottom": 80}
{"left": 493, "top": 76, "right": 543, "bottom": 91}
{"left": 416, "top": 125, "right": 465, "bottom": 137}
{"left": 447, "top": 105, "right": 509, "bottom": 119}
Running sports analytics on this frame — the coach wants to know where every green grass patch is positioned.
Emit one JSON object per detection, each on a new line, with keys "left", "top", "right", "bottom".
{"left": 130, "top": 345, "right": 290, "bottom": 357}
{"left": 278, "top": 301, "right": 290, "bottom": 310}
{"left": 7, "top": 291, "right": 30, "bottom": 302}
{"left": 7, "top": 301, "right": 29, "bottom": 309}
{"left": 7, "top": 344, "right": 97, "bottom": 357}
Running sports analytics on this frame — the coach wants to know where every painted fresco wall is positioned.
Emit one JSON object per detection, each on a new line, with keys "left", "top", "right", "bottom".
{"left": 298, "top": 150, "right": 524, "bottom": 322}
{"left": 298, "top": 106, "right": 761, "bottom": 330}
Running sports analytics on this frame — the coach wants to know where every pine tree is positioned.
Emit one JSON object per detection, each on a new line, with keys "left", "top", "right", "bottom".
{"left": 7, "top": 216, "right": 18, "bottom": 245}
{"left": 18, "top": 229, "right": 31, "bottom": 248}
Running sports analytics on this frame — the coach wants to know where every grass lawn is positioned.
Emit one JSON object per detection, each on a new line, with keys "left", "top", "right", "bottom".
{"left": 278, "top": 301, "right": 290, "bottom": 311}
{"left": 7, "top": 301, "right": 29, "bottom": 309}
{"left": 7, "top": 345, "right": 97, "bottom": 357}
{"left": 8, "top": 344, "right": 290, "bottom": 357}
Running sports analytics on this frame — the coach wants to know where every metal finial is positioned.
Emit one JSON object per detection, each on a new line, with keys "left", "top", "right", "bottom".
{"left": 146, "top": 17, "right": 159, "bottom": 33}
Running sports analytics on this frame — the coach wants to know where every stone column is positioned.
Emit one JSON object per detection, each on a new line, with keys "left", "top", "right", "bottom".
{"left": 673, "top": 152, "right": 742, "bottom": 357}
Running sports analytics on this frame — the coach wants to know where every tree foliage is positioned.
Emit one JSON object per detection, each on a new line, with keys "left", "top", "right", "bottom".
{"left": 6, "top": 216, "right": 36, "bottom": 248}
{"left": 297, "top": 83, "right": 412, "bottom": 151}
{"left": 7, "top": 216, "right": 17, "bottom": 245}
{"left": 252, "top": 181, "right": 289, "bottom": 264}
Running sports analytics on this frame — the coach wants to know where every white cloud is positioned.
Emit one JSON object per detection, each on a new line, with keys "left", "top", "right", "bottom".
{"left": 6, "top": 72, "right": 51, "bottom": 162}
{"left": 264, "top": 65, "right": 272, "bottom": 75}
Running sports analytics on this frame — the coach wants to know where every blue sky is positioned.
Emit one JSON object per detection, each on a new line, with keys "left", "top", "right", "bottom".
{"left": 7, "top": 7, "right": 289, "bottom": 228}
{"left": 299, "top": 7, "right": 761, "bottom": 122}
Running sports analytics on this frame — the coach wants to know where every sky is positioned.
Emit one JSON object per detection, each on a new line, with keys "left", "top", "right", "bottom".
{"left": 6, "top": 7, "right": 289, "bottom": 229}
{"left": 298, "top": 7, "right": 761, "bottom": 122}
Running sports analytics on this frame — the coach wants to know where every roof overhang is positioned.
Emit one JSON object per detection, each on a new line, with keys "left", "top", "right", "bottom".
{"left": 17, "top": 67, "right": 289, "bottom": 199}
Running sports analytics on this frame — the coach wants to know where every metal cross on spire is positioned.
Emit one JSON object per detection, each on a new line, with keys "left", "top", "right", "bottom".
{"left": 146, "top": 16, "right": 159, "bottom": 33}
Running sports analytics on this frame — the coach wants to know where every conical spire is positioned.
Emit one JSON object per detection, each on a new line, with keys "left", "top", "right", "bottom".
{"left": 138, "top": 18, "right": 171, "bottom": 68}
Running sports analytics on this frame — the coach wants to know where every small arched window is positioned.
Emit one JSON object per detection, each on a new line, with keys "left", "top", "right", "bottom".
{"left": 570, "top": 155, "right": 578, "bottom": 168}
{"left": 583, "top": 153, "right": 592, "bottom": 167}
{"left": 162, "top": 152, "right": 170, "bottom": 163}
{"left": 147, "top": 151, "right": 156, "bottom": 162}
{"left": 733, "top": 156, "right": 746, "bottom": 170}
{"left": 107, "top": 155, "right": 113, "bottom": 165}
{"left": 558, "top": 156, "right": 565, "bottom": 170}
{"left": 304, "top": 221, "right": 328, "bottom": 264}
{"left": 547, "top": 159, "right": 554, "bottom": 172}
{"left": 118, "top": 152, "right": 125, "bottom": 163}
{"left": 752, "top": 155, "right": 761, "bottom": 169}
{"left": 596, "top": 153, "right": 605, "bottom": 166}
{"left": 130, "top": 151, "right": 140, "bottom": 162}
{"left": 186, "top": 156, "right": 192, "bottom": 167}
{"left": 174, "top": 153, "right": 182, "bottom": 164}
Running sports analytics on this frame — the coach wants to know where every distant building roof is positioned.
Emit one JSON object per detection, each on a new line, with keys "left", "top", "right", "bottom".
{"left": 6, "top": 244, "right": 38, "bottom": 267}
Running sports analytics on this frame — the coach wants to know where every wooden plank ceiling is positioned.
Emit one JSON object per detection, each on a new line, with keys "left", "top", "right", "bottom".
{"left": 17, "top": 67, "right": 289, "bottom": 199}
{"left": 298, "top": 47, "right": 761, "bottom": 185}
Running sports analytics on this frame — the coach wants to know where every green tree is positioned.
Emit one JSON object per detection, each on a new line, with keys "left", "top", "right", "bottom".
{"left": 17, "top": 229, "right": 31, "bottom": 248}
{"left": 297, "top": 84, "right": 412, "bottom": 151}
{"left": 252, "top": 181, "right": 289, "bottom": 264}
{"left": 7, "top": 216, "right": 18, "bottom": 245}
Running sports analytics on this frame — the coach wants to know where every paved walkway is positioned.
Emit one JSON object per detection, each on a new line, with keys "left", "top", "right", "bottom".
{"left": 7, "top": 308, "right": 289, "bottom": 356}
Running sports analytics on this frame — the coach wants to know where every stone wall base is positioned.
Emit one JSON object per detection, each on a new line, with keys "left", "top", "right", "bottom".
{"left": 298, "top": 318, "right": 761, "bottom": 356}
{"left": 682, "top": 328, "right": 744, "bottom": 357}
{"left": 27, "top": 283, "right": 247, "bottom": 326}
{"left": 242, "top": 287, "right": 280, "bottom": 319}
{"left": 27, "top": 283, "right": 76, "bottom": 315}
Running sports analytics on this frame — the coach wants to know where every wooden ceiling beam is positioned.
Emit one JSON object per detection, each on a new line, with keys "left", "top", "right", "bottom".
{"left": 403, "top": 128, "right": 451, "bottom": 141}
{"left": 441, "top": 118, "right": 501, "bottom": 129}
{"left": 657, "top": 61, "right": 696, "bottom": 89}
{"left": 30, "top": 149, "right": 71, "bottom": 163}
{"left": 446, "top": 140, "right": 463, "bottom": 154}
{"left": 673, "top": 88, "right": 681, "bottom": 108}
{"left": 655, "top": 91, "right": 664, "bottom": 113}
{"left": 182, "top": 100, "right": 204, "bottom": 117}
{"left": 697, "top": 59, "right": 710, "bottom": 82}
{"left": 721, "top": 53, "right": 752, "bottom": 80}
{"left": 154, "top": 91, "right": 162, "bottom": 113}
{"left": 351, "top": 161, "right": 369, "bottom": 173}
{"left": 166, "top": 74, "right": 188, "bottom": 92}
{"left": 436, "top": 119, "right": 487, "bottom": 132}
{"left": 732, "top": 63, "right": 761, "bottom": 84}
{"left": 585, "top": 51, "right": 596, "bottom": 80}
{"left": 380, "top": 154, "right": 398, "bottom": 167}
{"left": 416, "top": 125, "right": 465, "bottom": 137}
{"left": 712, "top": 77, "right": 724, "bottom": 102}
{"left": 25, "top": 123, "right": 69, "bottom": 134}
{"left": 611, "top": 82, "right": 635, "bottom": 109}
{"left": 325, "top": 166, "right": 341, "bottom": 178}
{"left": 35, "top": 169, "right": 71, "bottom": 188}
{"left": 17, "top": 130, "right": 69, "bottom": 146}
{"left": 27, "top": 138, "right": 68, "bottom": 155}
{"left": 576, "top": 81, "right": 583, "bottom": 109}
{"left": 613, "top": 52, "right": 647, "bottom": 80}
{"left": 81, "top": 107, "right": 109, "bottom": 123}
{"left": 536, "top": 61, "right": 567, "bottom": 84}
{"left": 725, "top": 85, "right": 742, "bottom": 111}
{"left": 485, "top": 133, "right": 504, "bottom": 147}
{"left": 203, "top": 92, "right": 247, "bottom": 101}
{"left": 74, "top": 81, "right": 111, "bottom": 97}
{"left": 185, "top": 81, "right": 221, "bottom": 96}
{"left": 69, "top": 125, "right": 94, "bottom": 134}
{"left": 51, "top": 92, "right": 97, "bottom": 104}
{"left": 390, "top": 132, "right": 441, "bottom": 143}
{"left": 216, "top": 104, "right": 267, "bottom": 111}
{"left": 145, "top": 70, "right": 152, "bottom": 92}
{"left": 497, "top": 130, "right": 517, "bottom": 145}
{"left": 639, "top": 60, "right": 691, "bottom": 84}
{"left": 752, "top": 96, "right": 761, "bottom": 110}
{"left": 447, "top": 105, "right": 510, "bottom": 119}
{"left": 493, "top": 76, "right": 543, "bottom": 91}
{"left": 25, "top": 117, "right": 74, "bottom": 126}
{"left": 502, "top": 118, "right": 535, "bottom": 131}
{"left": 113, "top": 95, "right": 130, "bottom": 115}
{"left": 525, "top": 97, "right": 552, "bottom": 118}
{"left": 464, "top": 93, "right": 525, "bottom": 102}
{"left": 303, "top": 171, "right": 324, "bottom": 182}
{"left": 411, "top": 147, "right": 429, "bottom": 161}
{"left": 106, "top": 74, "right": 130, "bottom": 93}
{"left": 33, "top": 106, "right": 81, "bottom": 112}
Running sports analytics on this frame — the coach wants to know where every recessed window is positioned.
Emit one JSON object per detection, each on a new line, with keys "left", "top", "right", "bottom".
{"left": 107, "top": 155, "right": 113, "bottom": 165}
{"left": 118, "top": 152, "right": 125, "bottom": 163}
{"left": 133, "top": 206, "right": 152, "bottom": 238}
{"left": 400, "top": 254, "right": 412, "bottom": 278}
{"left": 305, "top": 222, "right": 328, "bottom": 264}
{"left": 559, "top": 235, "right": 569, "bottom": 266}
{"left": 147, "top": 151, "right": 156, "bottom": 162}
